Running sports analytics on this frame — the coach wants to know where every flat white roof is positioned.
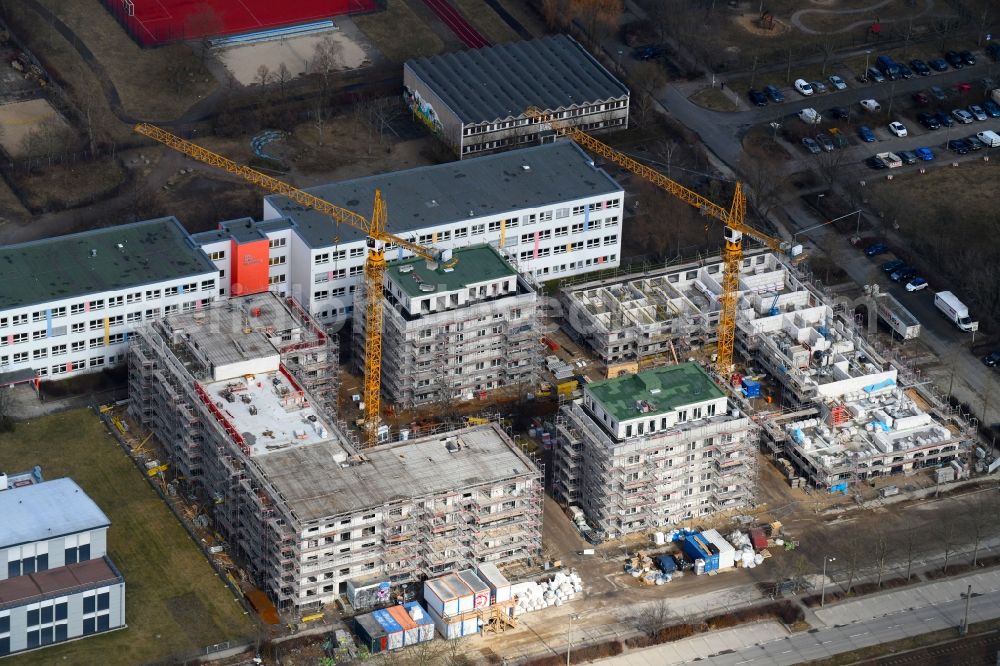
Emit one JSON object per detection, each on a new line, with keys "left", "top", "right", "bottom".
{"left": 205, "top": 371, "right": 344, "bottom": 458}
{"left": 0, "top": 478, "right": 109, "bottom": 549}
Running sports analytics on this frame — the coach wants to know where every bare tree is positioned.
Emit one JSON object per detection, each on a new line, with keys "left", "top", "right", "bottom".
{"left": 871, "top": 527, "right": 892, "bottom": 588}
{"left": 653, "top": 139, "right": 681, "bottom": 179}
{"left": 816, "top": 148, "right": 848, "bottom": 189}
{"left": 939, "top": 516, "right": 962, "bottom": 573}
{"left": 633, "top": 599, "right": 672, "bottom": 636}
{"left": 354, "top": 97, "right": 402, "bottom": 155}
{"left": 965, "top": 493, "right": 1000, "bottom": 568}
{"left": 901, "top": 518, "right": 921, "bottom": 582}
{"left": 836, "top": 531, "right": 869, "bottom": 595}
{"left": 275, "top": 62, "right": 292, "bottom": 98}
{"left": 571, "top": 0, "right": 623, "bottom": 48}
{"left": 313, "top": 101, "right": 327, "bottom": 146}
{"left": 0, "top": 386, "right": 14, "bottom": 433}
{"left": 818, "top": 38, "right": 837, "bottom": 76}
{"left": 185, "top": 5, "right": 223, "bottom": 65}
{"left": 310, "top": 34, "right": 343, "bottom": 91}
{"left": 541, "top": 0, "right": 569, "bottom": 30}
{"left": 740, "top": 157, "right": 782, "bottom": 224}
{"left": 254, "top": 64, "right": 272, "bottom": 87}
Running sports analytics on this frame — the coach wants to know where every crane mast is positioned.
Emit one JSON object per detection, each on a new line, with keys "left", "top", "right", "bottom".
{"left": 134, "top": 124, "right": 454, "bottom": 448}
{"left": 523, "top": 108, "right": 783, "bottom": 374}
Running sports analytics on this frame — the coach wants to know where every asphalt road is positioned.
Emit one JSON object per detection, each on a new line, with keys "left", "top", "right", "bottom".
{"left": 600, "top": 568, "right": 1000, "bottom": 665}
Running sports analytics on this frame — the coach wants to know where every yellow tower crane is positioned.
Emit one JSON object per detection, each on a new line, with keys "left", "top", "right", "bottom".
{"left": 523, "top": 107, "right": 785, "bottom": 374}
{"left": 133, "top": 123, "right": 456, "bottom": 448}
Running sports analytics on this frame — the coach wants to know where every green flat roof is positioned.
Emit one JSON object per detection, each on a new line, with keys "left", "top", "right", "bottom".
{"left": 0, "top": 217, "right": 218, "bottom": 311}
{"left": 387, "top": 244, "right": 517, "bottom": 298}
{"left": 587, "top": 362, "right": 725, "bottom": 422}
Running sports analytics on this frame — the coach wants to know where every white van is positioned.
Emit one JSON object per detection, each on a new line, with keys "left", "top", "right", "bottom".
{"left": 798, "top": 107, "right": 821, "bottom": 124}
{"left": 976, "top": 130, "right": 1000, "bottom": 147}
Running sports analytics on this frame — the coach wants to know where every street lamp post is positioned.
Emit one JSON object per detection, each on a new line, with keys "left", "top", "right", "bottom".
{"left": 854, "top": 210, "right": 864, "bottom": 239}
{"left": 566, "top": 613, "right": 580, "bottom": 666}
{"left": 820, "top": 556, "right": 836, "bottom": 607}
{"left": 865, "top": 50, "right": 873, "bottom": 74}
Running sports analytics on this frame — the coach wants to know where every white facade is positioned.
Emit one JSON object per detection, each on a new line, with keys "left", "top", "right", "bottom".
{"left": 247, "top": 195, "right": 623, "bottom": 325}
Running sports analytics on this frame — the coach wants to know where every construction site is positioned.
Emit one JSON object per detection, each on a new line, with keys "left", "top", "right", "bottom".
{"left": 126, "top": 291, "right": 542, "bottom": 613}
{"left": 353, "top": 244, "right": 539, "bottom": 408}
{"left": 553, "top": 362, "right": 758, "bottom": 539}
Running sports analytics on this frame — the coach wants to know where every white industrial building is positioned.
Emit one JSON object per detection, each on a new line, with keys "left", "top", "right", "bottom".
{"left": 194, "top": 141, "right": 624, "bottom": 326}
{"left": 354, "top": 245, "right": 538, "bottom": 408}
{"left": 553, "top": 363, "right": 757, "bottom": 539}
{"left": 128, "top": 293, "right": 542, "bottom": 612}
{"left": 403, "top": 35, "right": 630, "bottom": 158}
{"left": 0, "top": 474, "right": 125, "bottom": 657}
{"left": 0, "top": 218, "right": 218, "bottom": 382}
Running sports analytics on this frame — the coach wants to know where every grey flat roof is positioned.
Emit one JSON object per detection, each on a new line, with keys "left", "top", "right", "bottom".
{"left": 263, "top": 142, "right": 622, "bottom": 248}
{"left": 0, "top": 557, "right": 122, "bottom": 608}
{"left": 0, "top": 217, "right": 218, "bottom": 311}
{"left": 0, "top": 478, "right": 110, "bottom": 549}
{"left": 388, "top": 244, "right": 516, "bottom": 298}
{"left": 406, "top": 35, "right": 629, "bottom": 124}
{"left": 255, "top": 423, "right": 537, "bottom": 522}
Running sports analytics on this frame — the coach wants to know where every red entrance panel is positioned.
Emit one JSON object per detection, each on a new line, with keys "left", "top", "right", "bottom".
{"left": 230, "top": 239, "right": 269, "bottom": 296}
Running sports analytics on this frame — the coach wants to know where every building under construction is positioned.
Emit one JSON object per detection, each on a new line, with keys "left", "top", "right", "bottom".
{"left": 354, "top": 245, "right": 538, "bottom": 409}
{"left": 562, "top": 251, "right": 792, "bottom": 368}
{"left": 553, "top": 362, "right": 757, "bottom": 539}
{"left": 127, "top": 293, "right": 542, "bottom": 611}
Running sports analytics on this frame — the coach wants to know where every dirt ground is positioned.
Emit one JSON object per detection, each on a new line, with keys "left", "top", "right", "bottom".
{"left": 18, "top": 156, "right": 126, "bottom": 212}
{"left": 218, "top": 30, "right": 372, "bottom": 85}
{"left": 450, "top": 0, "right": 521, "bottom": 43}
{"left": 0, "top": 98, "right": 69, "bottom": 156}
{"left": 354, "top": 0, "right": 445, "bottom": 63}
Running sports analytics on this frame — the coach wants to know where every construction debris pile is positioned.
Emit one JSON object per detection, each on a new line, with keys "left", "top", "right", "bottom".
{"left": 624, "top": 550, "right": 677, "bottom": 585}
{"left": 727, "top": 531, "right": 766, "bottom": 569}
{"left": 511, "top": 571, "right": 583, "bottom": 616}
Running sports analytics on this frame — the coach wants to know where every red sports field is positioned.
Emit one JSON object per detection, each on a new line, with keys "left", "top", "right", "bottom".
{"left": 101, "top": 0, "right": 378, "bottom": 46}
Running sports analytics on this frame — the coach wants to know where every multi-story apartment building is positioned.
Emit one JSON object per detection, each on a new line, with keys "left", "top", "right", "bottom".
{"left": 0, "top": 474, "right": 125, "bottom": 657}
{"left": 127, "top": 293, "right": 542, "bottom": 612}
{"left": 553, "top": 363, "right": 756, "bottom": 539}
{"left": 0, "top": 218, "right": 218, "bottom": 381}
{"left": 354, "top": 244, "right": 538, "bottom": 408}
{"left": 194, "top": 141, "right": 624, "bottom": 326}
{"left": 404, "top": 35, "right": 629, "bottom": 158}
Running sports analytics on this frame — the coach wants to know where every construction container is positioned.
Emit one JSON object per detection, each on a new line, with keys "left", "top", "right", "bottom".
{"left": 424, "top": 574, "right": 471, "bottom": 617}
{"left": 459, "top": 570, "right": 491, "bottom": 609}
{"left": 934, "top": 466, "right": 955, "bottom": 484}
{"left": 372, "top": 609, "right": 404, "bottom": 651}
{"left": 655, "top": 554, "right": 677, "bottom": 574}
{"left": 354, "top": 614, "right": 388, "bottom": 654}
{"left": 742, "top": 378, "right": 761, "bottom": 398}
{"left": 387, "top": 605, "right": 420, "bottom": 646}
{"left": 403, "top": 602, "right": 435, "bottom": 643}
{"left": 681, "top": 532, "right": 719, "bottom": 574}
{"left": 426, "top": 603, "right": 473, "bottom": 640}
{"left": 748, "top": 527, "right": 767, "bottom": 551}
{"left": 879, "top": 485, "right": 899, "bottom": 498}
{"left": 702, "top": 529, "right": 736, "bottom": 570}
{"left": 475, "top": 563, "right": 512, "bottom": 603}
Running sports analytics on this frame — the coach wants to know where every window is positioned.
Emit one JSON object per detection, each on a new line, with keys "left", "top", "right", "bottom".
{"left": 108, "top": 295, "right": 124, "bottom": 308}
{"left": 32, "top": 330, "right": 46, "bottom": 341}
{"left": 269, "top": 255, "right": 286, "bottom": 266}
{"left": 454, "top": 227, "right": 468, "bottom": 238}
{"left": 145, "top": 289, "right": 161, "bottom": 300}
{"left": 349, "top": 265, "right": 363, "bottom": 277}
{"left": 126, "top": 292, "right": 142, "bottom": 304}
{"left": 51, "top": 344, "right": 67, "bottom": 356}
{"left": 71, "top": 303, "right": 85, "bottom": 315}
{"left": 269, "top": 274, "right": 286, "bottom": 285}
{"left": 200, "top": 280, "right": 215, "bottom": 291}
{"left": 11, "top": 314, "right": 27, "bottom": 326}
{"left": 126, "top": 312, "right": 141, "bottom": 323}
{"left": 269, "top": 237, "right": 286, "bottom": 248}
{"left": 314, "top": 253, "right": 330, "bottom": 265}
{"left": 471, "top": 224, "right": 485, "bottom": 235}
{"left": 209, "top": 250, "right": 225, "bottom": 261}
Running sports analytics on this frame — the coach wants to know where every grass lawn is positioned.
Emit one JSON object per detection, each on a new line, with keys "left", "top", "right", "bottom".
{"left": 355, "top": 0, "right": 445, "bottom": 63}
{"left": 451, "top": 0, "right": 520, "bottom": 44}
{"left": 689, "top": 86, "right": 739, "bottom": 112}
{"left": 0, "top": 409, "right": 255, "bottom": 665}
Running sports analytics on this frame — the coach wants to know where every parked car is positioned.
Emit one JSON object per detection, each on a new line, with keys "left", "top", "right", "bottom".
{"left": 748, "top": 89, "right": 768, "bottom": 106}
{"left": 828, "top": 127, "right": 849, "bottom": 147}
{"left": 910, "top": 58, "right": 931, "bottom": 76}
{"left": 952, "top": 108, "right": 974, "bottom": 124}
{"left": 865, "top": 156, "right": 887, "bottom": 170}
{"left": 828, "top": 74, "right": 847, "bottom": 90}
{"left": 633, "top": 45, "right": 665, "bottom": 60}
{"left": 917, "top": 112, "right": 941, "bottom": 129}
{"left": 764, "top": 84, "right": 784, "bottom": 102}
{"left": 866, "top": 67, "right": 886, "bottom": 83}
{"left": 810, "top": 80, "right": 828, "bottom": 94}
{"left": 912, "top": 90, "right": 931, "bottom": 105}
{"left": 964, "top": 134, "right": 984, "bottom": 150}
{"left": 858, "top": 125, "right": 877, "bottom": 142}
{"left": 794, "top": 79, "right": 814, "bottom": 95}
{"left": 830, "top": 106, "right": 850, "bottom": 120}
{"left": 865, "top": 243, "right": 889, "bottom": 256}
{"left": 898, "top": 149, "right": 918, "bottom": 164}
{"left": 882, "top": 259, "right": 906, "bottom": 273}
{"left": 905, "top": 277, "right": 928, "bottom": 292}
{"left": 944, "top": 51, "right": 964, "bottom": 69}
{"left": 860, "top": 98, "right": 881, "bottom": 112}
{"left": 969, "top": 104, "right": 988, "bottom": 121}
{"left": 930, "top": 85, "right": 948, "bottom": 100}
{"left": 915, "top": 146, "right": 935, "bottom": 161}
{"left": 983, "top": 351, "right": 1000, "bottom": 367}
{"left": 888, "top": 121, "right": 908, "bottom": 137}
{"left": 948, "top": 138, "right": 970, "bottom": 154}
{"left": 890, "top": 267, "right": 917, "bottom": 282}
{"left": 816, "top": 133, "right": 835, "bottom": 152}
{"left": 935, "top": 111, "right": 955, "bottom": 127}
{"left": 959, "top": 50, "right": 976, "bottom": 66}
{"left": 929, "top": 58, "right": 950, "bottom": 72}
{"left": 897, "top": 62, "right": 913, "bottom": 79}
{"left": 980, "top": 77, "right": 996, "bottom": 90}
{"left": 801, "top": 136, "right": 821, "bottom": 154}
{"left": 956, "top": 82, "right": 972, "bottom": 93}
{"left": 984, "top": 100, "right": 1000, "bottom": 117}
